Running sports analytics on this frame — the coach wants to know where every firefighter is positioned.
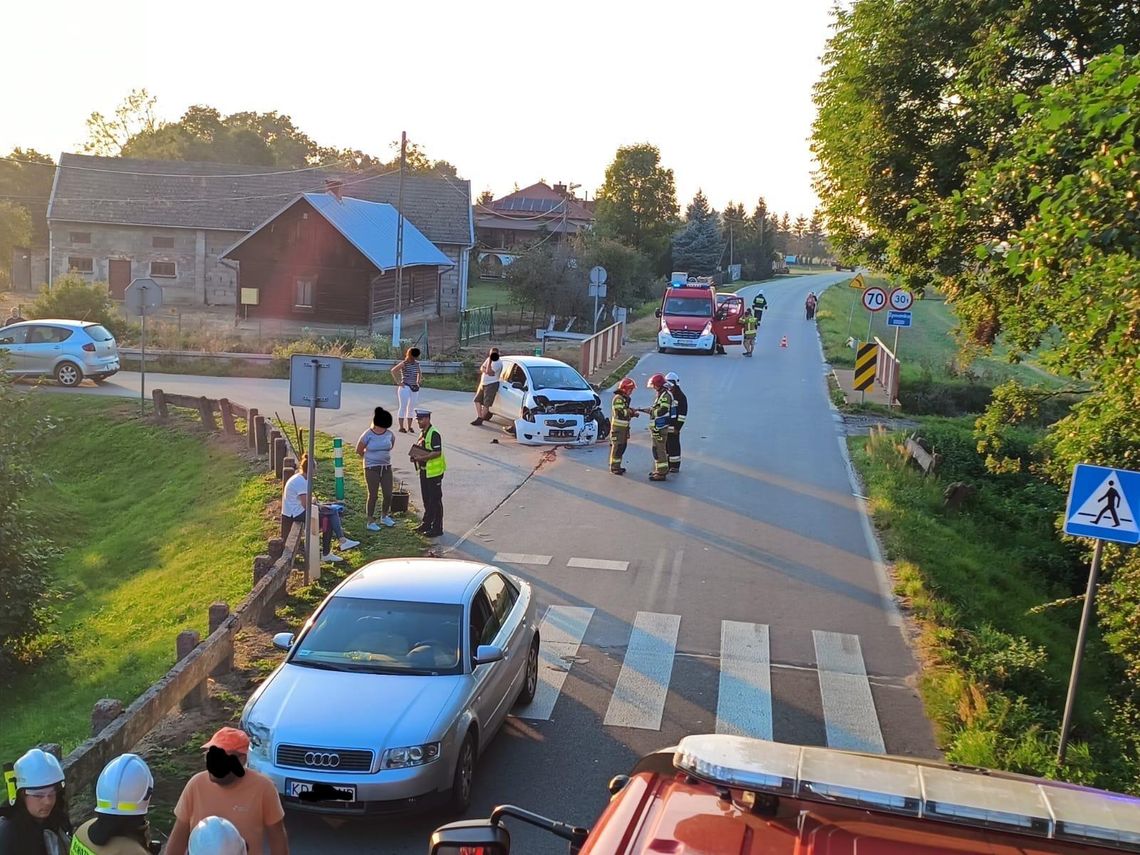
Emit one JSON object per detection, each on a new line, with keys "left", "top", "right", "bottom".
{"left": 643, "top": 373, "right": 674, "bottom": 481}
{"left": 664, "top": 372, "right": 687, "bottom": 473}
{"left": 752, "top": 290, "right": 768, "bottom": 322}
{"left": 609, "top": 377, "right": 639, "bottom": 475}
{"left": 70, "top": 754, "right": 154, "bottom": 855}
{"left": 741, "top": 309, "right": 758, "bottom": 356}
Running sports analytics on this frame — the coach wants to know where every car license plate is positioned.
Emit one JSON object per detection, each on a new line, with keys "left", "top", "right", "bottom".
{"left": 676, "top": 341, "right": 695, "bottom": 347}
{"left": 549, "top": 428, "right": 574, "bottom": 438}
{"left": 285, "top": 779, "right": 356, "bottom": 802}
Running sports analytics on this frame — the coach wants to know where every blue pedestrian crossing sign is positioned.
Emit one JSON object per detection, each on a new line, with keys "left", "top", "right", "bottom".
{"left": 1064, "top": 464, "right": 1140, "bottom": 545}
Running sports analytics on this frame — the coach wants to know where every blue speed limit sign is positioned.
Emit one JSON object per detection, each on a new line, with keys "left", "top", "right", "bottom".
{"left": 862, "top": 287, "right": 887, "bottom": 312}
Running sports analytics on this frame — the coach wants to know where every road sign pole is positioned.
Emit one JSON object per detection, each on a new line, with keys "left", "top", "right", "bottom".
{"left": 846, "top": 297, "right": 856, "bottom": 339}
{"left": 893, "top": 324, "right": 900, "bottom": 357}
{"left": 1058, "top": 538, "right": 1105, "bottom": 764}
{"left": 304, "top": 359, "right": 320, "bottom": 576}
{"left": 593, "top": 286, "right": 599, "bottom": 334}
{"left": 140, "top": 305, "right": 147, "bottom": 416}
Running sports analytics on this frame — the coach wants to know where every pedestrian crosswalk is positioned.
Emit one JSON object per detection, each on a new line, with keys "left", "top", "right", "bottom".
{"left": 518, "top": 607, "right": 887, "bottom": 754}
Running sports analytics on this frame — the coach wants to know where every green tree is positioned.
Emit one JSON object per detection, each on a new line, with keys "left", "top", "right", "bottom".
{"left": 722, "top": 202, "right": 748, "bottom": 271}
{"left": 0, "top": 202, "right": 31, "bottom": 289}
{"left": 0, "top": 149, "right": 54, "bottom": 245}
{"left": 30, "top": 274, "right": 125, "bottom": 336}
{"left": 807, "top": 209, "right": 827, "bottom": 262}
{"left": 595, "top": 144, "right": 679, "bottom": 274}
{"left": 503, "top": 243, "right": 585, "bottom": 318}
{"left": 579, "top": 235, "right": 654, "bottom": 310}
{"left": 672, "top": 192, "right": 723, "bottom": 275}
{"left": 84, "top": 88, "right": 162, "bottom": 156}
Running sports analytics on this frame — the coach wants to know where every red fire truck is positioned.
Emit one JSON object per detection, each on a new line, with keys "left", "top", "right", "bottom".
{"left": 656, "top": 273, "right": 744, "bottom": 354}
{"left": 429, "top": 734, "right": 1140, "bottom": 855}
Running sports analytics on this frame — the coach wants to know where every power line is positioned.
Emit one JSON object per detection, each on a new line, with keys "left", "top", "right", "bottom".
{"left": 0, "top": 153, "right": 360, "bottom": 179}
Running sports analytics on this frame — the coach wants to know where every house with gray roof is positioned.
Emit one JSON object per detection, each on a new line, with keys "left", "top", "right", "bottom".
{"left": 46, "top": 153, "right": 473, "bottom": 319}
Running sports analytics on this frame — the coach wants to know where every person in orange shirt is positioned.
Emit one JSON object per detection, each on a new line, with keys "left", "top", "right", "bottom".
{"left": 163, "top": 728, "right": 287, "bottom": 855}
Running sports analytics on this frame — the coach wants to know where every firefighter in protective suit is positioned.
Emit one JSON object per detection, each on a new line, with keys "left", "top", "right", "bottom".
{"left": 188, "top": 817, "right": 245, "bottom": 855}
{"left": 609, "top": 377, "right": 640, "bottom": 475}
{"left": 642, "top": 373, "right": 674, "bottom": 481}
{"left": 664, "top": 372, "right": 687, "bottom": 472}
{"left": 0, "top": 747, "right": 72, "bottom": 855}
{"left": 70, "top": 754, "right": 154, "bottom": 855}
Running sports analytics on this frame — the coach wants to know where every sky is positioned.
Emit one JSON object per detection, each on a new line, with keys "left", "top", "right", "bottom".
{"left": 1, "top": 0, "right": 838, "bottom": 219}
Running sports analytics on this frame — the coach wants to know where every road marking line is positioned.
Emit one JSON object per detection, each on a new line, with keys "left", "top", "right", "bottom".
{"left": 604, "top": 611, "right": 681, "bottom": 730}
{"left": 493, "top": 552, "right": 552, "bottom": 566}
{"left": 715, "top": 621, "right": 773, "bottom": 739}
{"left": 517, "top": 606, "right": 594, "bottom": 720}
{"left": 567, "top": 557, "right": 629, "bottom": 572}
{"left": 813, "top": 630, "right": 885, "bottom": 753}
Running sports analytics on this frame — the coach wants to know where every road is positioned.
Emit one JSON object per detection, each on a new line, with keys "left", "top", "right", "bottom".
{"left": 62, "top": 272, "right": 937, "bottom": 853}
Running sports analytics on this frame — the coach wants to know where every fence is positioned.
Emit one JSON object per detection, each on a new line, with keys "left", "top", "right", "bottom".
{"left": 580, "top": 321, "right": 625, "bottom": 378}
{"left": 459, "top": 305, "right": 495, "bottom": 345}
{"left": 121, "top": 347, "right": 465, "bottom": 374}
{"left": 874, "top": 336, "right": 901, "bottom": 406}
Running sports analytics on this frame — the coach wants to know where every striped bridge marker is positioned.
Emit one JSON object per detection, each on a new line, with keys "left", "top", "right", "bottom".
{"left": 854, "top": 343, "right": 877, "bottom": 392}
{"left": 333, "top": 437, "right": 344, "bottom": 500}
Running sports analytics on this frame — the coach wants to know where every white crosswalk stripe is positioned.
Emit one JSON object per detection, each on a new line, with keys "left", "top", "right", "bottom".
{"left": 715, "top": 621, "right": 772, "bottom": 739}
{"left": 567, "top": 557, "right": 629, "bottom": 572}
{"left": 492, "top": 552, "right": 552, "bottom": 565}
{"left": 604, "top": 611, "right": 681, "bottom": 730}
{"left": 518, "top": 606, "right": 594, "bottom": 720}
{"left": 813, "top": 630, "right": 885, "bottom": 753}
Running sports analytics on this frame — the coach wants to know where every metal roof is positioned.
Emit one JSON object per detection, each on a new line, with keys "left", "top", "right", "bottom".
{"left": 222, "top": 193, "right": 454, "bottom": 272}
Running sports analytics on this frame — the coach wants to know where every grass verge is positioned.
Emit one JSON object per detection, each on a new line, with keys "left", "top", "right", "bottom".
{"left": 597, "top": 356, "right": 641, "bottom": 390}
{"left": 855, "top": 419, "right": 1136, "bottom": 789}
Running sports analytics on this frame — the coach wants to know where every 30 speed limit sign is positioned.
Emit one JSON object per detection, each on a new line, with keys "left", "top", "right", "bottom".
{"left": 889, "top": 288, "right": 914, "bottom": 311}
{"left": 862, "top": 287, "right": 887, "bottom": 312}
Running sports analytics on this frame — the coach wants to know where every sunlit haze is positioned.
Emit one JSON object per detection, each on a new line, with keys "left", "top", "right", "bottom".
{"left": 2, "top": 0, "right": 836, "bottom": 217}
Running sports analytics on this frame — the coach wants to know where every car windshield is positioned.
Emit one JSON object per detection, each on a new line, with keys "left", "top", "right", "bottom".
{"left": 529, "top": 365, "right": 591, "bottom": 391}
{"left": 85, "top": 324, "right": 114, "bottom": 342}
{"left": 290, "top": 596, "right": 463, "bottom": 675}
{"left": 664, "top": 297, "right": 713, "bottom": 317}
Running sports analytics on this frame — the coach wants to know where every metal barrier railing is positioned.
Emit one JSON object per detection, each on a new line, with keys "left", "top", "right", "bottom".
{"left": 874, "top": 336, "right": 900, "bottom": 405}
{"left": 459, "top": 305, "right": 495, "bottom": 344}
{"left": 580, "top": 321, "right": 625, "bottom": 378}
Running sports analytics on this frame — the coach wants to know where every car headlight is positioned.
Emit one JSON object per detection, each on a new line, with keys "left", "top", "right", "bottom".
{"left": 382, "top": 742, "right": 441, "bottom": 769}
{"left": 660, "top": 318, "right": 669, "bottom": 332}
{"left": 244, "top": 720, "right": 273, "bottom": 761}
{"left": 702, "top": 321, "right": 713, "bottom": 336}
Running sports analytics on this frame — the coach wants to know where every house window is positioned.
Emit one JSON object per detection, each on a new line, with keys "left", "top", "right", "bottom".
{"left": 150, "top": 261, "right": 176, "bottom": 278}
{"left": 152, "top": 236, "right": 175, "bottom": 248}
{"left": 294, "top": 278, "right": 315, "bottom": 309}
{"left": 69, "top": 231, "right": 91, "bottom": 244}
{"left": 68, "top": 256, "right": 94, "bottom": 274}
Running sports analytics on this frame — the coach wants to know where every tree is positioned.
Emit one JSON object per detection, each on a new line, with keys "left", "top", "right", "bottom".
{"left": 0, "top": 202, "right": 31, "bottom": 288}
{"left": 0, "top": 149, "right": 54, "bottom": 246}
{"left": 792, "top": 215, "right": 809, "bottom": 260}
{"left": 685, "top": 189, "right": 714, "bottom": 223}
{"left": 722, "top": 201, "right": 748, "bottom": 270}
{"left": 503, "top": 243, "right": 585, "bottom": 318}
{"left": 477, "top": 189, "right": 495, "bottom": 206}
{"left": 84, "top": 88, "right": 161, "bottom": 156}
{"left": 595, "top": 144, "right": 679, "bottom": 274}
{"left": 579, "top": 235, "right": 655, "bottom": 310}
{"left": 672, "top": 192, "right": 723, "bottom": 274}
{"left": 30, "top": 274, "right": 126, "bottom": 336}
{"left": 807, "top": 209, "right": 827, "bottom": 263}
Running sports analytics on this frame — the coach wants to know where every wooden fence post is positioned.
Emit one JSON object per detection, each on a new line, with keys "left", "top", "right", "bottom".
{"left": 273, "top": 437, "right": 287, "bottom": 479}
{"left": 197, "top": 397, "right": 217, "bottom": 432}
{"left": 254, "top": 415, "right": 268, "bottom": 455}
{"left": 247, "top": 407, "right": 259, "bottom": 449}
{"left": 209, "top": 603, "right": 232, "bottom": 676}
{"left": 177, "top": 630, "right": 207, "bottom": 710}
{"left": 219, "top": 398, "right": 237, "bottom": 435}
{"left": 152, "top": 389, "right": 168, "bottom": 420}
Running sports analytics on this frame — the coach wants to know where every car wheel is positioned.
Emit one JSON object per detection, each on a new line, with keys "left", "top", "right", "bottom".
{"left": 55, "top": 362, "right": 83, "bottom": 387}
{"left": 591, "top": 412, "right": 611, "bottom": 442}
{"left": 449, "top": 732, "right": 476, "bottom": 814}
{"left": 657, "top": 345, "right": 667, "bottom": 354}
{"left": 516, "top": 633, "right": 540, "bottom": 706}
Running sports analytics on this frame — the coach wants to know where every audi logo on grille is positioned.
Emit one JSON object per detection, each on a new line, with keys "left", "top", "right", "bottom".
{"left": 303, "top": 752, "right": 341, "bottom": 768}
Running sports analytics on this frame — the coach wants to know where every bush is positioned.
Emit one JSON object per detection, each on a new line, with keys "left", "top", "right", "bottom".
{"left": 29, "top": 275, "right": 127, "bottom": 337}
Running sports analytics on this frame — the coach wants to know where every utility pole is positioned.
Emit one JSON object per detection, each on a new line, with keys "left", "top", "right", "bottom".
{"left": 392, "top": 131, "right": 407, "bottom": 349}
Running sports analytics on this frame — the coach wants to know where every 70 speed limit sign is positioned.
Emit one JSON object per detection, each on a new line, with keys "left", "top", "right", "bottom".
{"left": 861, "top": 287, "right": 887, "bottom": 312}
{"left": 889, "top": 288, "right": 914, "bottom": 311}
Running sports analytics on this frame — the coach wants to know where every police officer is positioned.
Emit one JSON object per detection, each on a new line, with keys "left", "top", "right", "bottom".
{"left": 741, "top": 309, "right": 758, "bottom": 356}
{"left": 70, "top": 754, "right": 154, "bottom": 855}
{"left": 664, "top": 372, "right": 687, "bottom": 473}
{"left": 643, "top": 373, "right": 674, "bottom": 481}
{"left": 409, "top": 408, "right": 446, "bottom": 538}
{"left": 751, "top": 290, "right": 768, "bottom": 322}
{"left": 609, "top": 377, "right": 640, "bottom": 475}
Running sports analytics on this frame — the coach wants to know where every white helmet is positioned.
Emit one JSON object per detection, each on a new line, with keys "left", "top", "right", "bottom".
{"left": 189, "top": 816, "right": 246, "bottom": 855}
{"left": 664, "top": 372, "right": 679, "bottom": 383}
{"left": 14, "top": 748, "right": 64, "bottom": 790}
{"left": 95, "top": 754, "right": 153, "bottom": 816}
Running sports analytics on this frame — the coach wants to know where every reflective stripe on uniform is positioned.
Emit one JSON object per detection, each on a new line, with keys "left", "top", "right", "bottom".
{"left": 70, "top": 836, "right": 97, "bottom": 855}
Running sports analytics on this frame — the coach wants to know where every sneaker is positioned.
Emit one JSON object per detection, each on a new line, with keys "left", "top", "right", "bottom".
{"left": 366, "top": 522, "right": 381, "bottom": 532}
{"left": 339, "top": 537, "right": 360, "bottom": 550}
{"left": 380, "top": 515, "right": 396, "bottom": 527}
{"left": 322, "top": 553, "right": 344, "bottom": 564}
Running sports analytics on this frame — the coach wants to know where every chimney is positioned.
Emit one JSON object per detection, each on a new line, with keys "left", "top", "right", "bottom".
{"left": 325, "top": 178, "right": 344, "bottom": 201}
{"left": 553, "top": 182, "right": 568, "bottom": 197}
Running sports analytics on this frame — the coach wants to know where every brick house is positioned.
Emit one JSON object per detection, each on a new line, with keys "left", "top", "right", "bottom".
{"left": 474, "top": 182, "right": 594, "bottom": 277}
{"left": 46, "top": 153, "right": 473, "bottom": 315}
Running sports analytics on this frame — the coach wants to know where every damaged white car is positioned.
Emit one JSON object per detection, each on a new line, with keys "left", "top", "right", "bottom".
{"left": 488, "top": 356, "right": 610, "bottom": 446}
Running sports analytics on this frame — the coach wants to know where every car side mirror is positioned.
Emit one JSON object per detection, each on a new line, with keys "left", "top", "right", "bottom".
{"left": 272, "top": 632, "right": 295, "bottom": 651}
{"left": 430, "top": 821, "right": 510, "bottom": 855}
{"left": 511, "top": 381, "right": 526, "bottom": 391}
{"left": 474, "top": 644, "right": 505, "bottom": 665}
{"left": 654, "top": 308, "right": 662, "bottom": 318}
{"left": 590, "top": 383, "right": 601, "bottom": 392}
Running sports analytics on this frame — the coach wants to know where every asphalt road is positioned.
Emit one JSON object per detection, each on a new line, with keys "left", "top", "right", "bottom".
{"left": 58, "top": 272, "right": 937, "bottom": 853}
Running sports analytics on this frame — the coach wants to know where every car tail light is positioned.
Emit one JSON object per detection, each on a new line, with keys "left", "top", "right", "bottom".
{"left": 82, "top": 343, "right": 96, "bottom": 352}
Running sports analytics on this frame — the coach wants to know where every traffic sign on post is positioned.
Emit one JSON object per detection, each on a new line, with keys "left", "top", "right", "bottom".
{"left": 1065, "top": 464, "right": 1140, "bottom": 545}
{"left": 889, "top": 288, "right": 914, "bottom": 311}
{"left": 849, "top": 273, "right": 866, "bottom": 289}
{"left": 887, "top": 311, "right": 912, "bottom": 327}
{"left": 124, "top": 278, "right": 163, "bottom": 316}
{"left": 854, "top": 343, "right": 877, "bottom": 391}
{"left": 589, "top": 266, "right": 608, "bottom": 333}
{"left": 861, "top": 287, "right": 887, "bottom": 312}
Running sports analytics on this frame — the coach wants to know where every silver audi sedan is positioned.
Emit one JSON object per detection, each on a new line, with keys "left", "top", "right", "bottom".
{"left": 240, "top": 558, "right": 539, "bottom": 815}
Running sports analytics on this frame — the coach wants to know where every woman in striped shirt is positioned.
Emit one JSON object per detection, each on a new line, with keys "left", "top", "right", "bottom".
{"left": 390, "top": 347, "right": 422, "bottom": 432}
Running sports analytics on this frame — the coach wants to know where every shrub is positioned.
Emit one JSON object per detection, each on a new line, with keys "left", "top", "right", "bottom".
{"left": 29, "top": 274, "right": 127, "bottom": 337}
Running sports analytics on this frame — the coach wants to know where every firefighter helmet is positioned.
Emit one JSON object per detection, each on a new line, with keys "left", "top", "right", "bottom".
{"left": 647, "top": 373, "right": 666, "bottom": 390}
{"left": 95, "top": 754, "right": 153, "bottom": 816}
{"left": 189, "top": 816, "right": 246, "bottom": 855}
{"left": 14, "top": 749, "right": 64, "bottom": 790}
{"left": 665, "top": 372, "right": 679, "bottom": 383}
{"left": 617, "top": 377, "right": 636, "bottom": 396}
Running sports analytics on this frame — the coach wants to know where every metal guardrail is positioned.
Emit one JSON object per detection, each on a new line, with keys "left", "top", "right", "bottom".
{"left": 874, "top": 336, "right": 900, "bottom": 405}
{"left": 118, "top": 347, "right": 466, "bottom": 375}
{"left": 580, "top": 321, "right": 625, "bottom": 377}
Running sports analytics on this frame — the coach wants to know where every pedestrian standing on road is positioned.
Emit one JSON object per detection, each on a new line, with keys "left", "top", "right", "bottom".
{"left": 741, "top": 309, "right": 758, "bottom": 357}
{"left": 409, "top": 408, "right": 446, "bottom": 537}
{"left": 69, "top": 754, "right": 153, "bottom": 855}
{"left": 164, "top": 728, "right": 288, "bottom": 855}
{"left": 642, "top": 373, "right": 674, "bottom": 482}
{"left": 3, "top": 307, "right": 24, "bottom": 327}
{"left": 805, "top": 292, "right": 818, "bottom": 320}
{"left": 471, "top": 348, "right": 502, "bottom": 425}
{"left": 280, "top": 455, "right": 358, "bottom": 563}
{"left": 609, "top": 377, "right": 640, "bottom": 475}
{"left": 664, "top": 372, "right": 687, "bottom": 472}
{"left": 356, "top": 406, "right": 396, "bottom": 531}
{"left": 390, "top": 347, "right": 422, "bottom": 433}
{"left": 0, "top": 748, "right": 71, "bottom": 855}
